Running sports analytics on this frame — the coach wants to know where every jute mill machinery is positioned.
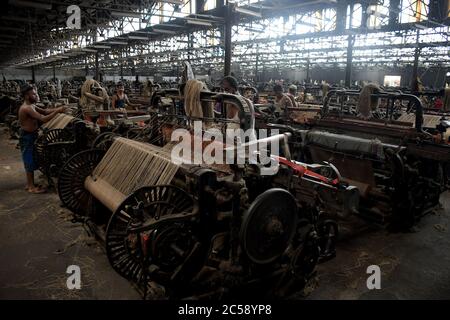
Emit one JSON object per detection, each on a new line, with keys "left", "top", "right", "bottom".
{"left": 34, "top": 113, "right": 95, "bottom": 182}
{"left": 34, "top": 79, "right": 112, "bottom": 181}
{"left": 57, "top": 80, "right": 359, "bottom": 299}
{"left": 35, "top": 79, "right": 150, "bottom": 175}
{"left": 265, "top": 87, "right": 450, "bottom": 229}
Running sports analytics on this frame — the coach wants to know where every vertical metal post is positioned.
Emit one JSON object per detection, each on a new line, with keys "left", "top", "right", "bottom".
{"left": 188, "top": 34, "right": 193, "bottom": 63}
{"left": 389, "top": 0, "right": 401, "bottom": 27}
{"left": 255, "top": 53, "right": 259, "bottom": 83}
{"left": 345, "top": 35, "right": 354, "bottom": 88}
{"left": 335, "top": 0, "right": 347, "bottom": 32}
{"left": 411, "top": 30, "right": 421, "bottom": 92}
{"left": 31, "top": 66, "right": 35, "bottom": 83}
{"left": 95, "top": 52, "right": 99, "bottom": 81}
{"left": 85, "top": 56, "right": 88, "bottom": 78}
{"left": 306, "top": 58, "right": 311, "bottom": 83}
{"left": 224, "top": 4, "right": 232, "bottom": 76}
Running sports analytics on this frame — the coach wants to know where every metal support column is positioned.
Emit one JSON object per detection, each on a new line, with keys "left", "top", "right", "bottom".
{"left": 31, "top": 66, "right": 35, "bottom": 84}
{"left": 361, "top": 1, "right": 369, "bottom": 30}
{"left": 389, "top": 0, "right": 401, "bottom": 26}
{"left": 411, "top": 30, "right": 421, "bottom": 92}
{"left": 216, "top": 0, "right": 225, "bottom": 8}
{"left": 188, "top": 34, "right": 194, "bottom": 63}
{"left": 85, "top": 56, "right": 88, "bottom": 78}
{"left": 95, "top": 52, "right": 99, "bottom": 81}
{"left": 255, "top": 53, "right": 259, "bottom": 82}
{"left": 224, "top": 4, "right": 233, "bottom": 76}
{"left": 335, "top": 0, "right": 347, "bottom": 32}
{"left": 197, "top": 0, "right": 206, "bottom": 13}
{"left": 345, "top": 35, "right": 354, "bottom": 88}
{"left": 306, "top": 58, "right": 311, "bottom": 83}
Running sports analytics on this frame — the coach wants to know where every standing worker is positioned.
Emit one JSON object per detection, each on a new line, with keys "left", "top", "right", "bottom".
{"left": 18, "top": 84, "right": 66, "bottom": 193}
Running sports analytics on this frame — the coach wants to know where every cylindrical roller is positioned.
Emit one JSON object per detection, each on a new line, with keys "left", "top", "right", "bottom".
{"left": 84, "top": 176, "right": 126, "bottom": 212}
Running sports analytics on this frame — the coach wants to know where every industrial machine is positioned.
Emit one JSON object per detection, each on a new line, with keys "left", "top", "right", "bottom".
{"left": 57, "top": 88, "right": 358, "bottom": 299}
{"left": 34, "top": 113, "right": 94, "bottom": 180}
{"left": 266, "top": 88, "right": 450, "bottom": 229}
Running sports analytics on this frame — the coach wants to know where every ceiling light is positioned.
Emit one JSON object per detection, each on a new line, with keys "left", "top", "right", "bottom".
{"left": 82, "top": 48, "right": 97, "bottom": 52}
{"left": 245, "top": 27, "right": 263, "bottom": 33}
{"left": 133, "top": 30, "right": 158, "bottom": 34}
{"left": 157, "top": 0, "right": 184, "bottom": 4}
{"left": 128, "top": 36, "right": 149, "bottom": 40}
{"left": 235, "top": 7, "right": 262, "bottom": 18}
{"left": 108, "top": 41, "right": 129, "bottom": 45}
{"left": 65, "top": 52, "right": 83, "bottom": 56}
{"left": 111, "top": 11, "right": 141, "bottom": 19}
{"left": 162, "top": 24, "right": 184, "bottom": 28}
{"left": 187, "top": 19, "right": 213, "bottom": 27}
{"left": 152, "top": 28, "right": 177, "bottom": 34}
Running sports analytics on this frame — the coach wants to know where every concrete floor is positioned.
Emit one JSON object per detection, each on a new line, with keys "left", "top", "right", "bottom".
{"left": 0, "top": 127, "right": 140, "bottom": 299}
{"left": 0, "top": 125, "right": 449, "bottom": 300}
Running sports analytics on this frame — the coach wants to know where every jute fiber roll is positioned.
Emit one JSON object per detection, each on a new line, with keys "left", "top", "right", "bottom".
{"left": 80, "top": 79, "right": 98, "bottom": 108}
{"left": 79, "top": 79, "right": 110, "bottom": 110}
{"left": 184, "top": 79, "right": 214, "bottom": 120}
{"left": 42, "top": 113, "right": 74, "bottom": 129}
{"left": 358, "top": 83, "right": 380, "bottom": 118}
{"left": 85, "top": 138, "right": 180, "bottom": 211}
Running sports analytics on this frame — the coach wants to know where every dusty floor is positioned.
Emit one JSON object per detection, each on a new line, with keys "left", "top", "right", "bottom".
{"left": 0, "top": 126, "right": 449, "bottom": 300}
{"left": 0, "top": 128, "right": 140, "bottom": 299}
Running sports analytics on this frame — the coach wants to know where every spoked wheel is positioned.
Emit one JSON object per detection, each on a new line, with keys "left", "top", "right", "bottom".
{"left": 105, "top": 185, "right": 199, "bottom": 291}
{"left": 291, "top": 229, "right": 320, "bottom": 279}
{"left": 91, "top": 132, "right": 119, "bottom": 151}
{"left": 274, "top": 228, "right": 320, "bottom": 298}
{"left": 316, "top": 219, "right": 338, "bottom": 262}
{"left": 35, "top": 129, "right": 76, "bottom": 177}
{"left": 57, "top": 149, "right": 105, "bottom": 216}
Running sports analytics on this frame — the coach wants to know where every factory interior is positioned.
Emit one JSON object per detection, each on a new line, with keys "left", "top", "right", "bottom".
{"left": 0, "top": 0, "right": 450, "bottom": 303}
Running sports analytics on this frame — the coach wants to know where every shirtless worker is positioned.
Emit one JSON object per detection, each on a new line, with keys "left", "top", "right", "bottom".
{"left": 111, "top": 82, "right": 140, "bottom": 110}
{"left": 18, "top": 84, "right": 66, "bottom": 193}
{"left": 273, "top": 84, "right": 294, "bottom": 119}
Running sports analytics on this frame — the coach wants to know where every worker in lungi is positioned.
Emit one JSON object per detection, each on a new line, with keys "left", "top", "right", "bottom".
{"left": 18, "top": 84, "right": 66, "bottom": 193}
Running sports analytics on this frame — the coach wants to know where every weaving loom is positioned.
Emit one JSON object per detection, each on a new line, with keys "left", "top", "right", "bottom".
{"left": 58, "top": 129, "right": 359, "bottom": 298}
{"left": 85, "top": 138, "right": 179, "bottom": 211}
{"left": 41, "top": 113, "right": 74, "bottom": 130}
{"left": 55, "top": 84, "right": 369, "bottom": 298}
{"left": 35, "top": 112, "right": 93, "bottom": 180}
{"left": 265, "top": 88, "right": 450, "bottom": 229}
